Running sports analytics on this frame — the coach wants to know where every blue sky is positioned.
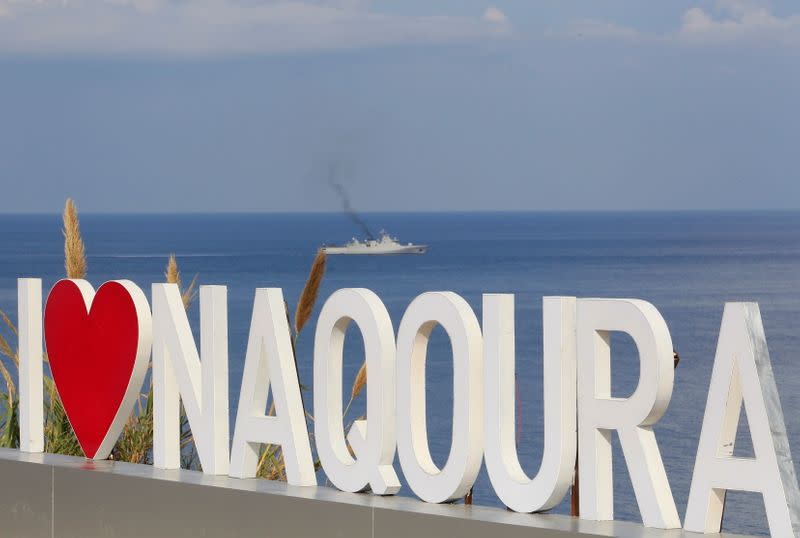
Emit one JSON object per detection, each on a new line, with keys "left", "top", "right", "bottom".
{"left": 0, "top": 0, "right": 798, "bottom": 213}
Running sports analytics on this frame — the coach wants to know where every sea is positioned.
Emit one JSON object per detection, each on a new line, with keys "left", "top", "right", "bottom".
{"left": 2, "top": 210, "right": 799, "bottom": 537}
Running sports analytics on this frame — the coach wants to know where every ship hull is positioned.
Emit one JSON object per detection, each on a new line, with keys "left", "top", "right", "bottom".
{"left": 323, "top": 245, "right": 428, "bottom": 255}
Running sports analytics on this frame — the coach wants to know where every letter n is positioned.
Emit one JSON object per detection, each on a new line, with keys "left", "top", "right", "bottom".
{"left": 152, "top": 284, "right": 229, "bottom": 474}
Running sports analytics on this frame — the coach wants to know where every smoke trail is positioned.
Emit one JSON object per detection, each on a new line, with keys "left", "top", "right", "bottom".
{"left": 328, "top": 165, "right": 375, "bottom": 240}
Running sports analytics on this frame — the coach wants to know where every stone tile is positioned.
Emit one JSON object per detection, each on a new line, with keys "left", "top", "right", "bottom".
{"left": 0, "top": 459, "right": 53, "bottom": 538}
{"left": 373, "top": 506, "right": 571, "bottom": 538}
{"left": 53, "top": 467, "right": 372, "bottom": 538}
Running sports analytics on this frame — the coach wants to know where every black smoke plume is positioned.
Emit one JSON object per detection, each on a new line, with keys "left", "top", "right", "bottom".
{"left": 328, "top": 165, "right": 375, "bottom": 240}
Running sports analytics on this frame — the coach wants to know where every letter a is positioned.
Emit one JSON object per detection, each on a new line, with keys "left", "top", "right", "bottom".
{"left": 685, "top": 303, "right": 800, "bottom": 536}
{"left": 229, "top": 288, "right": 316, "bottom": 486}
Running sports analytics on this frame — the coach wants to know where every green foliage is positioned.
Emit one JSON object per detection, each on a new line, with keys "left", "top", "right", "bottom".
{"left": 43, "top": 373, "right": 82, "bottom": 456}
{"left": 0, "top": 309, "right": 82, "bottom": 456}
{"left": 0, "top": 390, "right": 19, "bottom": 449}
{"left": 0, "top": 312, "right": 19, "bottom": 449}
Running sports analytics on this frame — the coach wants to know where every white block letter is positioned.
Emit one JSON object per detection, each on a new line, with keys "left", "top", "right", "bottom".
{"left": 484, "top": 295, "right": 576, "bottom": 513}
{"left": 314, "top": 288, "right": 399, "bottom": 494}
{"left": 153, "top": 284, "right": 229, "bottom": 474}
{"left": 684, "top": 303, "right": 800, "bottom": 536}
{"left": 396, "top": 292, "right": 483, "bottom": 503}
{"left": 18, "top": 278, "right": 44, "bottom": 453}
{"left": 229, "top": 288, "right": 316, "bottom": 486}
{"left": 577, "top": 299, "right": 680, "bottom": 528}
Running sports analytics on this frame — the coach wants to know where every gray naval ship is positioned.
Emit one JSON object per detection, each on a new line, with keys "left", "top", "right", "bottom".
{"left": 322, "top": 230, "right": 427, "bottom": 255}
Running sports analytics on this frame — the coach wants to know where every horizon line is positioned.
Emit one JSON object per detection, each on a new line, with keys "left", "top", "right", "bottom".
{"left": 2, "top": 208, "right": 800, "bottom": 217}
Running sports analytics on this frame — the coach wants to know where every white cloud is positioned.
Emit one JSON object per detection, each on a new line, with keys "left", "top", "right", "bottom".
{"left": 483, "top": 6, "right": 507, "bottom": 24}
{"left": 678, "top": 0, "right": 800, "bottom": 45}
{"left": 0, "top": 0, "right": 511, "bottom": 55}
{"left": 563, "top": 1, "right": 800, "bottom": 48}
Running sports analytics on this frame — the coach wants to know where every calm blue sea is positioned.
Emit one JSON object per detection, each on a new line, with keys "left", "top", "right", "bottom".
{"left": 2, "top": 211, "right": 800, "bottom": 536}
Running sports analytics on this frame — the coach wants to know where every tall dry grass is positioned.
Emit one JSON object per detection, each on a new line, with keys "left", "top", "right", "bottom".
{"left": 0, "top": 201, "right": 198, "bottom": 464}
{"left": 166, "top": 254, "right": 197, "bottom": 310}
{"left": 0, "top": 201, "right": 370, "bottom": 487}
{"left": 294, "top": 249, "right": 326, "bottom": 335}
{"left": 113, "top": 255, "right": 197, "bottom": 465}
{"left": 255, "top": 248, "right": 369, "bottom": 481}
{"left": 253, "top": 250, "right": 328, "bottom": 479}
{"left": 0, "top": 200, "right": 89, "bottom": 455}
{"left": 351, "top": 363, "right": 366, "bottom": 401}
{"left": 0, "top": 313, "right": 19, "bottom": 448}
{"left": 43, "top": 200, "right": 87, "bottom": 456}
{"left": 63, "top": 198, "right": 87, "bottom": 280}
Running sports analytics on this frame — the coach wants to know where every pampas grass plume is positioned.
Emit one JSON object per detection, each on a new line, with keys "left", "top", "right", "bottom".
{"left": 63, "top": 199, "right": 87, "bottom": 279}
{"left": 351, "top": 362, "right": 367, "bottom": 400}
{"left": 166, "top": 254, "right": 180, "bottom": 285}
{"left": 165, "top": 254, "right": 197, "bottom": 310}
{"left": 294, "top": 249, "right": 327, "bottom": 334}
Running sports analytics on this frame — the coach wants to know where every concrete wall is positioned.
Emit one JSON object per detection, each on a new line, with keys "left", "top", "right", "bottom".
{"left": 0, "top": 449, "right": 749, "bottom": 538}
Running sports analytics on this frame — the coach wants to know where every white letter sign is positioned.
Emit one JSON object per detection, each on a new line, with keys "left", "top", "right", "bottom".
{"left": 152, "top": 284, "right": 230, "bottom": 475}
{"left": 229, "top": 288, "right": 316, "bottom": 486}
{"left": 684, "top": 302, "right": 800, "bottom": 536}
{"left": 483, "top": 294, "right": 577, "bottom": 513}
{"left": 314, "top": 288, "right": 400, "bottom": 494}
{"left": 576, "top": 299, "right": 680, "bottom": 528}
{"left": 396, "top": 292, "right": 483, "bottom": 504}
{"left": 15, "top": 257, "right": 800, "bottom": 538}
{"left": 18, "top": 278, "right": 44, "bottom": 453}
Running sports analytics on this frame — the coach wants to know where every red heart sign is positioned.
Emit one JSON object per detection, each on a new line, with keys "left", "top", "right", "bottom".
{"left": 44, "top": 279, "right": 152, "bottom": 460}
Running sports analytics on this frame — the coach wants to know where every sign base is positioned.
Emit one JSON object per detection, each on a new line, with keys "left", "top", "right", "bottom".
{"left": 0, "top": 449, "right": 751, "bottom": 538}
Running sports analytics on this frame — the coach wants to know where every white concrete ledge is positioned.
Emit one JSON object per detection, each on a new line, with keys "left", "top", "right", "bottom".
{"left": 0, "top": 448, "right": 751, "bottom": 538}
